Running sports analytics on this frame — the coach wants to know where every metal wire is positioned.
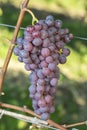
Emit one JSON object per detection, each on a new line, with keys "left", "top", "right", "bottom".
{"left": 0, "top": 23, "right": 25, "bottom": 30}
{"left": 0, "top": 23, "right": 87, "bottom": 41}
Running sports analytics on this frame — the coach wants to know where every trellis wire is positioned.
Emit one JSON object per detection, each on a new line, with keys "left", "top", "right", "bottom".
{"left": 0, "top": 23, "right": 87, "bottom": 41}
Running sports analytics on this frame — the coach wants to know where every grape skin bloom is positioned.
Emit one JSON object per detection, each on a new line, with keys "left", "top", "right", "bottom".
{"left": 13, "top": 15, "right": 73, "bottom": 120}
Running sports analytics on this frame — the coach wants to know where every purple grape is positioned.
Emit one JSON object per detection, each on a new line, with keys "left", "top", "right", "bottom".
{"left": 49, "top": 36, "right": 55, "bottom": 42}
{"left": 40, "top": 60, "right": 48, "bottom": 68}
{"left": 30, "top": 63, "right": 37, "bottom": 70}
{"left": 32, "top": 38, "right": 42, "bottom": 46}
{"left": 32, "top": 31, "right": 41, "bottom": 38}
{"left": 26, "top": 26, "right": 34, "bottom": 33}
{"left": 45, "top": 56, "right": 53, "bottom": 63}
{"left": 50, "top": 78, "right": 58, "bottom": 86}
{"left": 41, "top": 30, "right": 48, "bottom": 39}
{"left": 45, "top": 15, "right": 54, "bottom": 26}
{"left": 29, "top": 85, "right": 36, "bottom": 94}
{"left": 48, "top": 27, "right": 57, "bottom": 36}
{"left": 59, "top": 54, "right": 67, "bottom": 64}
{"left": 62, "top": 48, "right": 70, "bottom": 56}
{"left": 23, "top": 42, "right": 33, "bottom": 51}
{"left": 54, "top": 19, "right": 62, "bottom": 28}
{"left": 34, "top": 92, "right": 42, "bottom": 100}
{"left": 30, "top": 72, "right": 38, "bottom": 82}
{"left": 55, "top": 34, "right": 60, "bottom": 42}
{"left": 37, "top": 79, "right": 45, "bottom": 86}
{"left": 56, "top": 41, "right": 65, "bottom": 49}
{"left": 42, "top": 38, "right": 50, "bottom": 47}
{"left": 32, "top": 100, "right": 38, "bottom": 108}
{"left": 48, "top": 62, "right": 56, "bottom": 71}
{"left": 39, "top": 55, "right": 45, "bottom": 61}
{"left": 38, "top": 98, "right": 46, "bottom": 107}
{"left": 24, "top": 34, "right": 33, "bottom": 42}
{"left": 45, "top": 95, "right": 53, "bottom": 104}
{"left": 25, "top": 64, "right": 30, "bottom": 71}
{"left": 18, "top": 56, "right": 23, "bottom": 62}
{"left": 19, "top": 50, "right": 29, "bottom": 58}
{"left": 37, "top": 69, "right": 44, "bottom": 79}
{"left": 39, "top": 106, "right": 49, "bottom": 113}
{"left": 36, "top": 85, "right": 45, "bottom": 93}
{"left": 41, "top": 112, "right": 50, "bottom": 120}
{"left": 34, "top": 23, "right": 42, "bottom": 31}
{"left": 13, "top": 47, "right": 19, "bottom": 56}
{"left": 41, "top": 48, "right": 50, "bottom": 57}
{"left": 23, "top": 57, "right": 32, "bottom": 64}
{"left": 16, "top": 37, "right": 23, "bottom": 44}
{"left": 49, "top": 87, "right": 56, "bottom": 95}
{"left": 42, "top": 67, "right": 51, "bottom": 76}
{"left": 34, "top": 109, "right": 41, "bottom": 115}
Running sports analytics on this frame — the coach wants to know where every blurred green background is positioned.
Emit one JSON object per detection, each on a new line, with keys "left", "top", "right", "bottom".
{"left": 0, "top": 0, "right": 87, "bottom": 130}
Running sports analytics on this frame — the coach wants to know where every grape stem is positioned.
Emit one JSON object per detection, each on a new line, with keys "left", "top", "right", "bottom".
{"left": 24, "top": 8, "right": 38, "bottom": 25}
{"left": 0, "top": 0, "right": 30, "bottom": 94}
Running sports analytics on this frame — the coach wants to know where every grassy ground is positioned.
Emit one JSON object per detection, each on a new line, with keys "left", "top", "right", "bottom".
{"left": 0, "top": 0, "right": 87, "bottom": 130}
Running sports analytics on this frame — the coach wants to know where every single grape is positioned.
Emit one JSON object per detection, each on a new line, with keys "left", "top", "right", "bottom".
{"left": 23, "top": 42, "right": 33, "bottom": 51}
{"left": 41, "top": 48, "right": 50, "bottom": 57}
{"left": 29, "top": 85, "right": 36, "bottom": 94}
{"left": 48, "top": 62, "right": 56, "bottom": 71}
{"left": 42, "top": 38, "right": 50, "bottom": 47}
{"left": 37, "top": 69, "right": 44, "bottom": 79}
{"left": 48, "top": 27, "right": 57, "bottom": 36}
{"left": 34, "top": 92, "right": 42, "bottom": 100}
{"left": 56, "top": 41, "right": 65, "bottom": 49}
{"left": 36, "top": 85, "right": 45, "bottom": 93}
{"left": 34, "top": 23, "right": 42, "bottom": 31}
{"left": 13, "top": 47, "right": 19, "bottom": 56}
{"left": 37, "top": 79, "right": 45, "bottom": 86}
{"left": 18, "top": 56, "right": 23, "bottom": 62}
{"left": 25, "top": 64, "right": 31, "bottom": 71}
{"left": 39, "top": 106, "right": 49, "bottom": 113}
{"left": 58, "top": 54, "right": 67, "bottom": 64}
{"left": 25, "top": 26, "right": 34, "bottom": 33}
{"left": 54, "top": 19, "right": 62, "bottom": 28}
{"left": 41, "top": 30, "right": 48, "bottom": 39}
{"left": 30, "top": 63, "right": 37, "bottom": 70}
{"left": 19, "top": 50, "right": 29, "bottom": 58}
{"left": 50, "top": 78, "right": 58, "bottom": 86}
{"left": 32, "top": 37, "right": 42, "bottom": 46}
{"left": 32, "top": 31, "right": 41, "bottom": 38}
{"left": 42, "top": 67, "right": 51, "bottom": 76}
{"left": 38, "top": 98, "right": 46, "bottom": 107}
{"left": 34, "top": 109, "right": 41, "bottom": 115}
{"left": 40, "top": 60, "right": 48, "bottom": 68}
{"left": 41, "top": 112, "right": 50, "bottom": 120}
{"left": 23, "top": 57, "right": 32, "bottom": 64}
{"left": 45, "top": 95, "right": 53, "bottom": 104}
{"left": 45, "top": 56, "right": 53, "bottom": 63}
{"left": 62, "top": 48, "right": 70, "bottom": 56}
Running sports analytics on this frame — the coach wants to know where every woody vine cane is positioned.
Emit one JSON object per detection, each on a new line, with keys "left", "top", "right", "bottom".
{"left": 0, "top": 0, "right": 67, "bottom": 130}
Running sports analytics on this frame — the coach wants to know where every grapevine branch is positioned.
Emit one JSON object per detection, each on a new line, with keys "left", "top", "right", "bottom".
{"left": 0, "top": 102, "right": 67, "bottom": 130}
{"left": 0, "top": 0, "right": 30, "bottom": 94}
{"left": 0, "top": 102, "right": 87, "bottom": 129}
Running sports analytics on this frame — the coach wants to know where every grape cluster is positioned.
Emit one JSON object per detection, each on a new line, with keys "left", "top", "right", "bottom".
{"left": 14, "top": 15, "right": 73, "bottom": 120}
